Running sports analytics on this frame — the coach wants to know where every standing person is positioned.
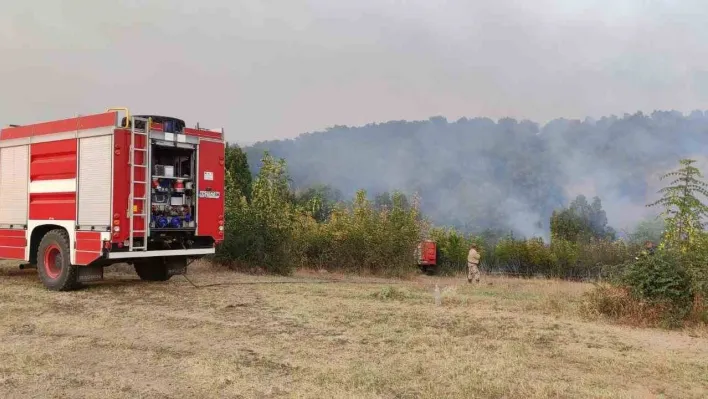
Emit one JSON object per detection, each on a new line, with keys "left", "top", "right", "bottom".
{"left": 635, "top": 241, "right": 656, "bottom": 260}
{"left": 467, "top": 243, "right": 481, "bottom": 284}
{"left": 645, "top": 241, "right": 656, "bottom": 255}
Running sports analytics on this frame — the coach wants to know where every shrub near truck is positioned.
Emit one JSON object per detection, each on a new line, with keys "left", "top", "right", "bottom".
{"left": 0, "top": 109, "right": 225, "bottom": 290}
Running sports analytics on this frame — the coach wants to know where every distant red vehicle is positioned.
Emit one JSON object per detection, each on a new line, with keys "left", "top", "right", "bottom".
{"left": 415, "top": 240, "right": 438, "bottom": 275}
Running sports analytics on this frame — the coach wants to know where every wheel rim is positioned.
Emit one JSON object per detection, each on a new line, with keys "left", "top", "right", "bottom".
{"left": 43, "top": 244, "right": 62, "bottom": 279}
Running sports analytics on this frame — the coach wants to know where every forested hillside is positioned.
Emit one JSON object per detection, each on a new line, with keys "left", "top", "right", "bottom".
{"left": 244, "top": 110, "right": 708, "bottom": 237}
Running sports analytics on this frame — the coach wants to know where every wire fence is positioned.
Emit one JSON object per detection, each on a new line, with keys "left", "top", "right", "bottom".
{"left": 434, "top": 260, "right": 609, "bottom": 282}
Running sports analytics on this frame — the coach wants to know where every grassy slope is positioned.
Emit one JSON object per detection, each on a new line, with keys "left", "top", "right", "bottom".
{"left": 0, "top": 261, "right": 706, "bottom": 398}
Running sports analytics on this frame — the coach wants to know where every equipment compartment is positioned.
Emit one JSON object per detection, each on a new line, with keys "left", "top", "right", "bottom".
{"left": 150, "top": 144, "right": 196, "bottom": 232}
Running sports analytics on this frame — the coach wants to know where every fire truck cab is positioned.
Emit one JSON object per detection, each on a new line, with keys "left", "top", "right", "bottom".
{"left": 0, "top": 108, "right": 225, "bottom": 290}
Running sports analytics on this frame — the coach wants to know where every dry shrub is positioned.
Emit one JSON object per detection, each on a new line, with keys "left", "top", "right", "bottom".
{"left": 689, "top": 295, "right": 708, "bottom": 325}
{"left": 581, "top": 283, "right": 702, "bottom": 328}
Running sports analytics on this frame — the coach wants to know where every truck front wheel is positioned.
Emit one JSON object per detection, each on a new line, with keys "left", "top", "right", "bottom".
{"left": 37, "top": 229, "right": 79, "bottom": 291}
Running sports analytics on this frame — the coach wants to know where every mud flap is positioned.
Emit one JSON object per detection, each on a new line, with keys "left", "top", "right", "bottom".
{"left": 165, "top": 257, "right": 187, "bottom": 277}
{"left": 77, "top": 265, "right": 104, "bottom": 283}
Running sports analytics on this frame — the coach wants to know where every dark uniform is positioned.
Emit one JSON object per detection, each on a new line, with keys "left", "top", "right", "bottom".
{"left": 636, "top": 241, "right": 656, "bottom": 259}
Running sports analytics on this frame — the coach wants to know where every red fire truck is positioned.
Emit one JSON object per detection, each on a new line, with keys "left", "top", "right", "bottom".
{"left": 0, "top": 108, "right": 225, "bottom": 291}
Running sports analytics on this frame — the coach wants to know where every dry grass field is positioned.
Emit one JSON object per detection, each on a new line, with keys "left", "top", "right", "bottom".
{"left": 1, "top": 260, "right": 707, "bottom": 399}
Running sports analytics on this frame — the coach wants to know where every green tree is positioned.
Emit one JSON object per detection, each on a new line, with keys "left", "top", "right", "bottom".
{"left": 374, "top": 191, "right": 411, "bottom": 211}
{"left": 225, "top": 143, "right": 252, "bottom": 201}
{"left": 627, "top": 217, "right": 665, "bottom": 245}
{"left": 550, "top": 194, "right": 615, "bottom": 242}
{"left": 647, "top": 158, "right": 708, "bottom": 251}
{"left": 293, "top": 184, "right": 343, "bottom": 222}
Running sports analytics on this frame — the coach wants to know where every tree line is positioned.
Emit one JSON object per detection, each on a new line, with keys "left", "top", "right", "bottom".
{"left": 244, "top": 111, "right": 708, "bottom": 236}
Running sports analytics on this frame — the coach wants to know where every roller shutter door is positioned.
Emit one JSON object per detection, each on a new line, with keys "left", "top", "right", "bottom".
{"left": 77, "top": 135, "right": 112, "bottom": 227}
{"left": 0, "top": 145, "right": 29, "bottom": 225}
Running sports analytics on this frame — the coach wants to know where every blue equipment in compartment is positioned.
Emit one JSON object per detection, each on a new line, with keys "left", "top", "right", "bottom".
{"left": 170, "top": 216, "right": 182, "bottom": 228}
{"left": 156, "top": 215, "right": 169, "bottom": 228}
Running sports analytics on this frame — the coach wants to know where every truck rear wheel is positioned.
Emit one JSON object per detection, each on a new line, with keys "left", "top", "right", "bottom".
{"left": 418, "top": 265, "right": 437, "bottom": 276}
{"left": 37, "top": 229, "right": 79, "bottom": 291}
{"left": 133, "top": 257, "right": 186, "bottom": 281}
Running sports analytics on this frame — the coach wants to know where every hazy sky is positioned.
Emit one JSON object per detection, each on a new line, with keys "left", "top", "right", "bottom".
{"left": 2, "top": 0, "right": 708, "bottom": 143}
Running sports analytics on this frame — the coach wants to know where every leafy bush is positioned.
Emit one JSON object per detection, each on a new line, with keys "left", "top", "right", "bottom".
{"left": 620, "top": 251, "right": 693, "bottom": 313}
{"left": 215, "top": 152, "right": 297, "bottom": 275}
{"left": 494, "top": 236, "right": 554, "bottom": 277}
{"left": 309, "top": 190, "right": 422, "bottom": 276}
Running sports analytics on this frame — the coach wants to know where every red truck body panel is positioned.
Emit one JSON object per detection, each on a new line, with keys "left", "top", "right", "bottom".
{"left": 417, "top": 240, "right": 437, "bottom": 266}
{"left": 112, "top": 128, "right": 131, "bottom": 244}
{"left": 196, "top": 139, "right": 225, "bottom": 242}
{"left": 0, "top": 229, "right": 26, "bottom": 260}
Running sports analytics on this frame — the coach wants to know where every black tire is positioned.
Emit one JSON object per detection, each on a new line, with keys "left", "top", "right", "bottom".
{"left": 37, "top": 229, "right": 79, "bottom": 291}
{"left": 134, "top": 258, "right": 171, "bottom": 281}
{"left": 418, "top": 265, "right": 437, "bottom": 276}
